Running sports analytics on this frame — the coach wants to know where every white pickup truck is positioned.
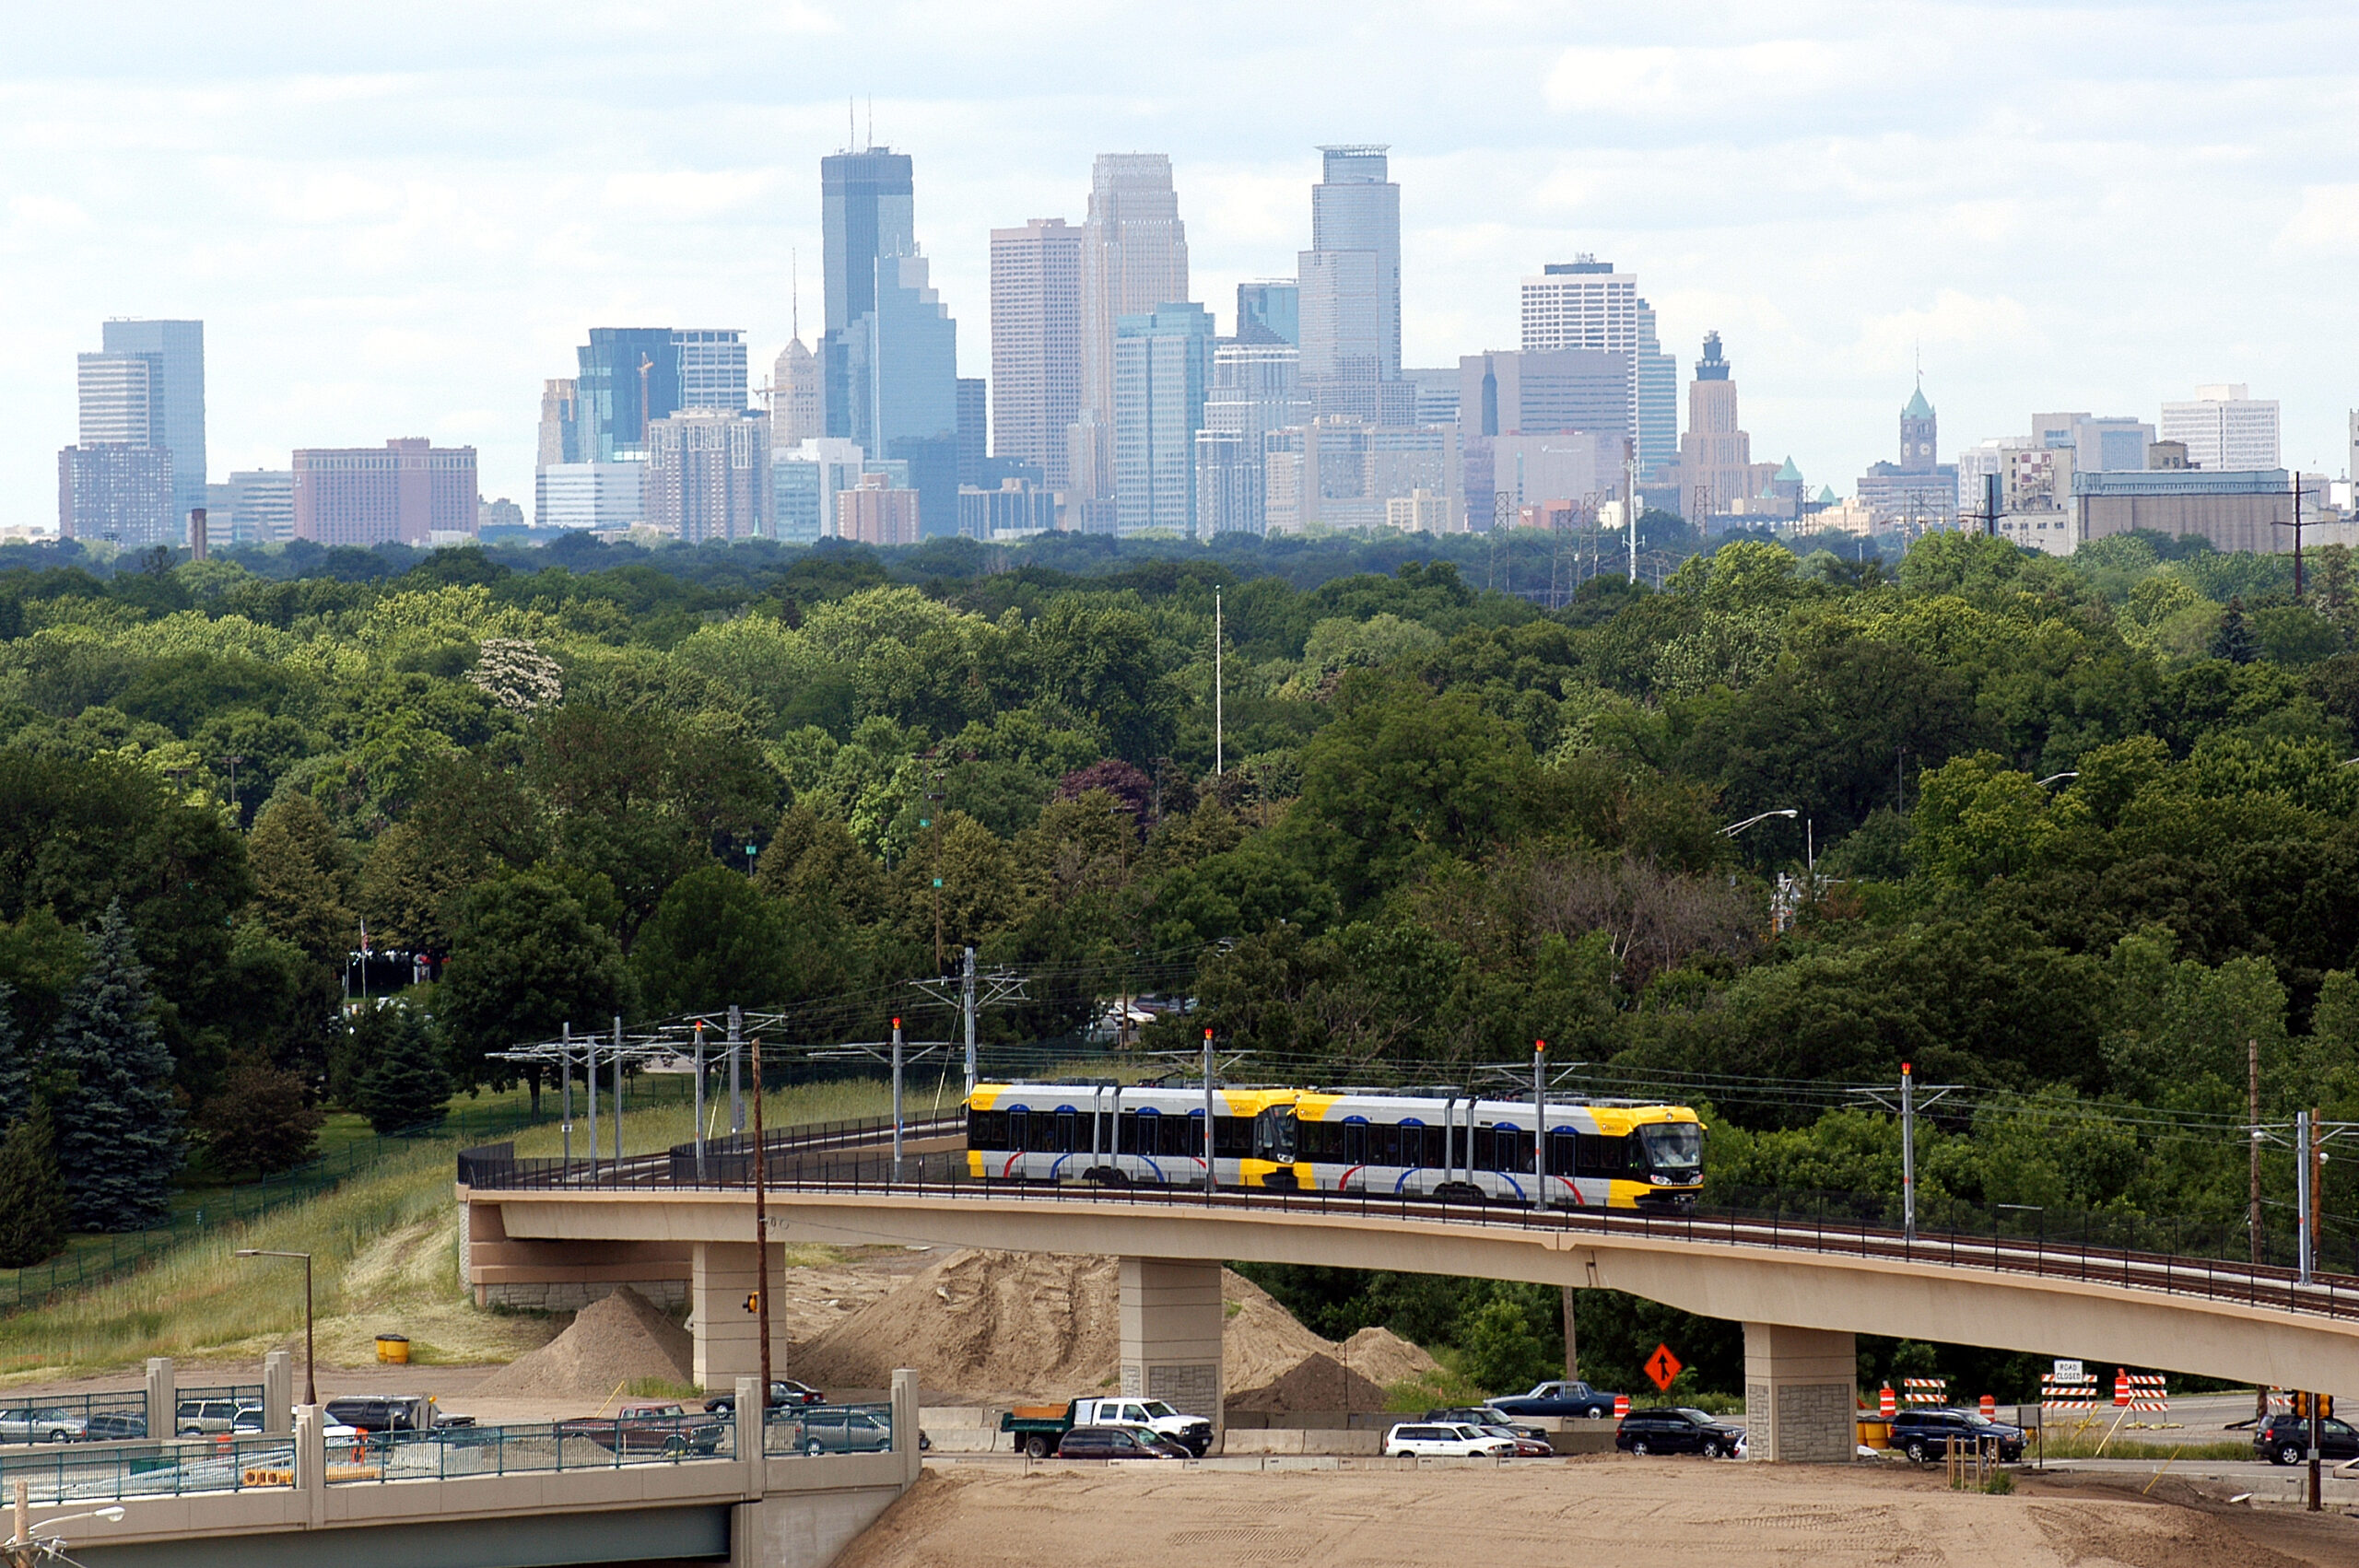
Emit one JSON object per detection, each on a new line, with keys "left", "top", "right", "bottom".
{"left": 1001, "top": 1397, "right": 1214, "bottom": 1457}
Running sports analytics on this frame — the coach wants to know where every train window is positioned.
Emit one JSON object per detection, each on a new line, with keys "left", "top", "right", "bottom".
{"left": 1006, "top": 1107, "right": 1030, "bottom": 1152}
{"left": 968, "top": 1109, "right": 1007, "bottom": 1148}
{"left": 1254, "top": 1107, "right": 1297, "bottom": 1163}
{"left": 1548, "top": 1129, "right": 1579, "bottom": 1176}
{"left": 1168, "top": 1113, "right": 1201, "bottom": 1158}
{"left": 1574, "top": 1133, "right": 1633, "bottom": 1177}
{"left": 1122, "top": 1108, "right": 1156, "bottom": 1156}
{"left": 1486, "top": 1125, "right": 1531, "bottom": 1175}
{"left": 1054, "top": 1108, "right": 1078, "bottom": 1153}
{"left": 1343, "top": 1118, "right": 1368, "bottom": 1165}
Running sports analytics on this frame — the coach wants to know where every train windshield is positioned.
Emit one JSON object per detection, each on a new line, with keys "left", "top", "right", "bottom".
{"left": 1637, "top": 1123, "right": 1703, "bottom": 1180}
{"left": 1254, "top": 1106, "right": 1297, "bottom": 1164}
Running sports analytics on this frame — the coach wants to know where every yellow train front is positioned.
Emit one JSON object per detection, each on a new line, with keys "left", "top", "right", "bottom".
{"left": 964, "top": 1082, "right": 1702, "bottom": 1208}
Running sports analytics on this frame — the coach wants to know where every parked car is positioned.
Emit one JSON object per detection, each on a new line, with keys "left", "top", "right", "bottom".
{"left": 321, "top": 1395, "right": 472, "bottom": 1434}
{"left": 1384, "top": 1422, "right": 1517, "bottom": 1458}
{"left": 175, "top": 1398, "right": 262, "bottom": 1436}
{"left": 789, "top": 1408, "right": 894, "bottom": 1457}
{"left": 1424, "top": 1406, "right": 1544, "bottom": 1440}
{"left": 1615, "top": 1407, "right": 1745, "bottom": 1458}
{"left": 1889, "top": 1409, "right": 2025, "bottom": 1464}
{"left": 1486, "top": 1380, "right": 1622, "bottom": 1420}
{"left": 703, "top": 1379, "right": 826, "bottom": 1417}
{"left": 230, "top": 1408, "right": 360, "bottom": 1440}
{"left": 557, "top": 1400, "right": 729, "bottom": 1457}
{"left": 1473, "top": 1422, "right": 1555, "bottom": 1457}
{"left": 83, "top": 1413, "right": 147, "bottom": 1442}
{"left": 1053, "top": 1425, "right": 1187, "bottom": 1460}
{"left": 2255, "top": 1414, "right": 2359, "bottom": 1466}
{"left": 1001, "top": 1397, "right": 1213, "bottom": 1458}
{"left": 0, "top": 1409, "right": 88, "bottom": 1444}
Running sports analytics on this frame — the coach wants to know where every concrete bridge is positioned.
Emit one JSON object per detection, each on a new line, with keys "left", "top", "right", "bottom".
{"left": 459, "top": 1153, "right": 2359, "bottom": 1466}
{"left": 14, "top": 1373, "right": 920, "bottom": 1568}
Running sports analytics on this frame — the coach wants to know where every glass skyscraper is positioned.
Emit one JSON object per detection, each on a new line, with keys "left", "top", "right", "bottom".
{"left": 1113, "top": 303, "right": 1215, "bottom": 536}
{"left": 576, "top": 328, "right": 679, "bottom": 460}
{"left": 821, "top": 147, "right": 917, "bottom": 441}
{"left": 96, "top": 319, "right": 205, "bottom": 529}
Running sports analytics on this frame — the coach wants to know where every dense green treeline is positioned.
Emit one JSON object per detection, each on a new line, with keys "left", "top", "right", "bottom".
{"left": 0, "top": 523, "right": 2353, "bottom": 1395}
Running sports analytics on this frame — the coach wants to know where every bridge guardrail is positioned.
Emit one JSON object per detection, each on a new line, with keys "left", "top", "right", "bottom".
{"left": 462, "top": 1142, "right": 2359, "bottom": 1326}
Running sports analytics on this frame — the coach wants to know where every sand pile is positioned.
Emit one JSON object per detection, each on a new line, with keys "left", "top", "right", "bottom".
{"left": 471, "top": 1286, "right": 693, "bottom": 1403}
{"left": 1337, "top": 1326, "right": 1438, "bottom": 1387}
{"left": 795, "top": 1250, "right": 1430, "bottom": 1410}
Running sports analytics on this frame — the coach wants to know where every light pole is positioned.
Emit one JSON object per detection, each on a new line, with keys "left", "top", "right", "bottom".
{"left": 7, "top": 1494, "right": 124, "bottom": 1567}
{"left": 2035, "top": 772, "right": 2078, "bottom": 788}
{"left": 235, "top": 1249, "right": 315, "bottom": 1408}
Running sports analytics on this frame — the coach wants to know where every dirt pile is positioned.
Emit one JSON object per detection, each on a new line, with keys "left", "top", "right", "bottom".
{"left": 470, "top": 1286, "right": 693, "bottom": 1403}
{"left": 795, "top": 1250, "right": 1428, "bottom": 1411}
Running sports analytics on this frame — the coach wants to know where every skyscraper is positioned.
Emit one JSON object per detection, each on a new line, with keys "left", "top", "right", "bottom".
{"left": 1297, "top": 146, "right": 1402, "bottom": 424}
{"left": 956, "top": 378, "right": 988, "bottom": 487}
{"left": 820, "top": 146, "right": 917, "bottom": 439}
{"left": 1113, "top": 303, "right": 1215, "bottom": 535}
{"left": 99, "top": 319, "right": 206, "bottom": 528}
{"left": 1236, "top": 281, "right": 1299, "bottom": 345}
{"left": 839, "top": 251, "right": 961, "bottom": 534}
{"left": 537, "top": 379, "right": 581, "bottom": 468}
{"left": 1074, "top": 155, "right": 1190, "bottom": 505}
{"left": 1195, "top": 344, "right": 1307, "bottom": 536}
{"left": 990, "top": 217, "right": 1084, "bottom": 489}
{"left": 772, "top": 338, "right": 823, "bottom": 444}
{"left": 1521, "top": 260, "right": 1681, "bottom": 474}
{"left": 576, "top": 329, "right": 679, "bottom": 460}
{"left": 674, "top": 330, "right": 749, "bottom": 413}
{"left": 645, "top": 410, "right": 769, "bottom": 543}
{"left": 1661, "top": 332, "right": 1775, "bottom": 521}
{"left": 292, "top": 439, "right": 477, "bottom": 545}
{"left": 1635, "top": 305, "right": 1678, "bottom": 476}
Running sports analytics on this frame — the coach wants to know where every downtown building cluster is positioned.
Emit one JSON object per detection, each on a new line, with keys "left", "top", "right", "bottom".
{"left": 50, "top": 142, "right": 2359, "bottom": 556}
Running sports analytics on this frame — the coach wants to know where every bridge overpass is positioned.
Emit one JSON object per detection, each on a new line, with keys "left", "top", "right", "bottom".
{"left": 459, "top": 1136, "right": 2359, "bottom": 1465}
{"left": 9, "top": 1374, "right": 920, "bottom": 1568}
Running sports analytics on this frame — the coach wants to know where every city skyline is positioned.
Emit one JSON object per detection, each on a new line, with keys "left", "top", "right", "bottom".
{"left": 4, "top": 3, "right": 2354, "bottom": 528}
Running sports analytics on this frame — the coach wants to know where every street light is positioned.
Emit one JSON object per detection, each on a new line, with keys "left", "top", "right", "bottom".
{"left": 1720, "top": 809, "right": 1799, "bottom": 837}
{"left": 2035, "top": 772, "right": 2078, "bottom": 787}
{"left": 235, "top": 1249, "right": 315, "bottom": 1408}
{"left": 6, "top": 1500, "right": 124, "bottom": 1567}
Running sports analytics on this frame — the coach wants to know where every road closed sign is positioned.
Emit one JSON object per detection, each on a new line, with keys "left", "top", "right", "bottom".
{"left": 2053, "top": 1359, "right": 2083, "bottom": 1381}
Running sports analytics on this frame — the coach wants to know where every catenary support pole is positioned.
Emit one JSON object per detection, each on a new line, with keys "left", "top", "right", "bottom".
{"left": 2297, "top": 1108, "right": 2314, "bottom": 1284}
{"left": 1215, "top": 590, "right": 1224, "bottom": 778}
{"left": 1901, "top": 1061, "right": 1917, "bottom": 1244}
{"left": 1534, "top": 1039, "right": 1549, "bottom": 1210}
{"left": 585, "top": 1023, "right": 598, "bottom": 1180}
{"left": 753, "top": 1036, "right": 771, "bottom": 1412}
{"left": 1203, "top": 1027, "right": 1216, "bottom": 1199}
{"left": 613, "top": 1016, "right": 625, "bottom": 1164}
{"left": 728, "top": 1005, "right": 745, "bottom": 1134}
{"left": 962, "top": 945, "right": 978, "bottom": 1097}
{"left": 891, "top": 1015, "right": 905, "bottom": 1181}
{"left": 693, "top": 1020, "right": 707, "bottom": 1182}
{"left": 561, "top": 1023, "right": 573, "bottom": 1171}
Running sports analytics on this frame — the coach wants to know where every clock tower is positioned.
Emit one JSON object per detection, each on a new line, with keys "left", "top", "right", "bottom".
{"left": 1900, "top": 380, "right": 1938, "bottom": 476}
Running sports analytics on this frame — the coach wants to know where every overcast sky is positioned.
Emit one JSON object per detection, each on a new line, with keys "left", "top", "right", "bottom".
{"left": 5, "top": 1, "right": 2354, "bottom": 527}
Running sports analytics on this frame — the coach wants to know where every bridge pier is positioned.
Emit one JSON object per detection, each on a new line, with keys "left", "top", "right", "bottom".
{"left": 1119, "top": 1258, "right": 1224, "bottom": 1427}
{"left": 1743, "top": 1322, "right": 1857, "bottom": 1463}
{"left": 691, "top": 1240, "right": 789, "bottom": 1389}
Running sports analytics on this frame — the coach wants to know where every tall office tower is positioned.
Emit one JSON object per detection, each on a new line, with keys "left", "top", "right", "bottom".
{"left": 2029, "top": 411, "right": 2153, "bottom": 474}
{"left": 773, "top": 338, "right": 824, "bottom": 444}
{"left": 577, "top": 328, "right": 680, "bottom": 459}
{"left": 1298, "top": 146, "right": 1404, "bottom": 424}
{"left": 535, "top": 462, "right": 643, "bottom": 532}
{"left": 2160, "top": 384, "right": 2280, "bottom": 470}
{"left": 1635, "top": 304, "right": 1678, "bottom": 476}
{"left": 292, "top": 439, "right": 477, "bottom": 545}
{"left": 58, "top": 447, "right": 174, "bottom": 544}
{"left": 2349, "top": 410, "right": 2357, "bottom": 485}
{"left": 1661, "top": 332, "right": 1774, "bottom": 521}
{"left": 77, "top": 351, "right": 158, "bottom": 445}
{"left": 839, "top": 251, "right": 961, "bottom": 534}
{"left": 1196, "top": 344, "right": 1307, "bottom": 536}
{"left": 1075, "top": 155, "right": 1190, "bottom": 504}
{"left": 537, "top": 379, "right": 581, "bottom": 468}
{"left": 225, "top": 469, "right": 296, "bottom": 544}
{"left": 956, "top": 377, "right": 988, "bottom": 487}
{"left": 645, "top": 410, "right": 769, "bottom": 543}
{"left": 675, "top": 331, "right": 749, "bottom": 413}
{"left": 1236, "top": 280, "right": 1299, "bottom": 345}
{"left": 990, "top": 217, "right": 1084, "bottom": 489}
{"left": 1113, "top": 304, "right": 1215, "bottom": 535}
{"left": 100, "top": 319, "right": 206, "bottom": 527}
{"left": 771, "top": 437, "right": 868, "bottom": 544}
{"left": 820, "top": 146, "right": 918, "bottom": 438}
{"left": 1520, "top": 259, "right": 1637, "bottom": 353}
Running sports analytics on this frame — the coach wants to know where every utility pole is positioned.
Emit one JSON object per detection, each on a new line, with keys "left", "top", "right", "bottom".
{"left": 561, "top": 1022, "right": 573, "bottom": 1170}
{"left": 1901, "top": 1060, "right": 1916, "bottom": 1241}
{"left": 1214, "top": 589, "right": 1224, "bottom": 778}
{"left": 891, "top": 1016, "right": 905, "bottom": 1181}
{"left": 728, "top": 1004, "right": 745, "bottom": 1133}
{"left": 613, "top": 1015, "right": 625, "bottom": 1164}
{"left": 2250, "top": 1037, "right": 2263, "bottom": 1270}
{"left": 1203, "top": 1028, "right": 1216, "bottom": 1199}
{"left": 752, "top": 1036, "right": 771, "bottom": 1406}
{"left": 692, "top": 1019, "right": 707, "bottom": 1182}
{"left": 586, "top": 1022, "right": 599, "bottom": 1180}
{"left": 1625, "top": 439, "right": 1638, "bottom": 585}
{"left": 2296, "top": 1108, "right": 2313, "bottom": 1284}
{"left": 962, "top": 946, "right": 978, "bottom": 1097}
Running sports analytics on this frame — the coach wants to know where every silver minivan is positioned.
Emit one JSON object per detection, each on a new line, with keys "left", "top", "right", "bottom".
{"left": 175, "top": 1398, "right": 261, "bottom": 1436}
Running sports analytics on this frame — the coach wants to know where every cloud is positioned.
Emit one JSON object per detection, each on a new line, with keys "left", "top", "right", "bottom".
{"left": 2275, "top": 184, "right": 2359, "bottom": 250}
{"left": 1543, "top": 40, "right": 1884, "bottom": 117}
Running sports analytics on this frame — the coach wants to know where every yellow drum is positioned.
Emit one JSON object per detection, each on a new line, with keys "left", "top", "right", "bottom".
{"left": 375, "top": 1334, "right": 410, "bottom": 1364}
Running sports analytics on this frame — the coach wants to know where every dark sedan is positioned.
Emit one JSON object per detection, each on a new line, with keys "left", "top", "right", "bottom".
{"left": 1890, "top": 1409, "right": 2024, "bottom": 1464}
{"left": 1615, "top": 1407, "right": 1745, "bottom": 1458}
{"left": 1055, "top": 1425, "right": 1187, "bottom": 1460}
{"left": 703, "top": 1380, "right": 826, "bottom": 1416}
{"left": 1487, "top": 1380, "right": 1621, "bottom": 1421}
{"left": 2255, "top": 1414, "right": 2359, "bottom": 1466}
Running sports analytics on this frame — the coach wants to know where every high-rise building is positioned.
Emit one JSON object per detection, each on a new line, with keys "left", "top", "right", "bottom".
{"left": 223, "top": 469, "right": 295, "bottom": 544}
{"left": 99, "top": 319, "right": 206, "bottom": 527}
{"left": 821, "top": 146, "right": 918, "bottom": 439}
{"left": 957, "top": 377, "right": 988, "bottom": 487}
{"left": 990, "top": 217, "right": 1085, "bottom": 490}
{"left": 1457, "top": 348, "right": 1631, "bottom": 527}
{"left": 1402, "top": 368, "right": 1460, "bottom": 429}
{"left": 58, "top": 446, "right": 174, "bottom": 544}
{"left": 1659, "top": 332, "right": 1775, "bottom": 522}
{"left": 292, "top": 439, "right": 477, "bottom": 545}
{"left": 1236, "top": 281, "right": 1299, "bottom": 345}
{"left": 675, "top": 330, "right": 749, "bottom": 413}
{"left": 773, "top": 338, "right": 824, "bottom": 444}
{"left": 1303, "top": 146, "right": 1401, "bottom": 381}
{"left": 836, "top": 472, "right": 921, "bottom": 545}
{"left": 77, "top": 352, "right": 159, "bottom": 446}
{"left": 576, "top": 329, "right": 679, "bottom": 460}
{"left": 1195, "top": 344, "right": 1307, "bottom": 537}
{"left": 1635, "top": 305, "right": 1679, "bottom": 477}
{"left": 1113, "top": 303, "right": 1215, "bottom": 535}
{"left": 2159, "top": 385, "right": 2279, "bottom": 471}
{"left": 838, "top": 249, "right": 961, "bottom": 535}
{"left": 1074, "top": 155, "right": 1190, "bottom": 506}
{"left": 535, "top": 462, "right": 643, "bottom": 532}
{"left": 644, "top": 410, "right": 769, "bottom": 543}
{"left": 537, "top": 379, "right": 581, "bottom": 468}
{"left": 771, "top": 437, "right": 868, "bottom": 545}
{"left": 2031, "top": 411, "right": 2154, "bottom": 474}
{"left": 1520, "top": 260, "right": 1637, "bottom": 354}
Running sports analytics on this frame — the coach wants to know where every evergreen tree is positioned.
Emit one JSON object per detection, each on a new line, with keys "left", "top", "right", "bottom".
{"left": 2210, "top": 595, "right": 2259, "bottom": 663}
{"left": 51, "top": 900, "right": 183, "bottom": 1230}
{"left": 0, "top": 1107, "right": 69, "bottom": 1268}
{"left": 0, "top": 982, "right": 29, "bottom": 1129}
{"left": 352, "top": 1004, "right": 452, "bottom": 1135}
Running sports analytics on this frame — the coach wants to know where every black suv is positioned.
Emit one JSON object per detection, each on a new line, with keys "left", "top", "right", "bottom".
{"left": 2255, "top": 1414, "right": 2359, "bottom": 1466}
{"left": 1890, "top": 1409, "right": 2024, "bottom": 1463}
{"left": 1615, "top": 1408, "right": 1745, "bottom": 1457}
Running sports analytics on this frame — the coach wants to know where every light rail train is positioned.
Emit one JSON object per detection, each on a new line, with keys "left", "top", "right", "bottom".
{"left": 964, "top": 1081, "right": 1703, "bottom": 1208}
